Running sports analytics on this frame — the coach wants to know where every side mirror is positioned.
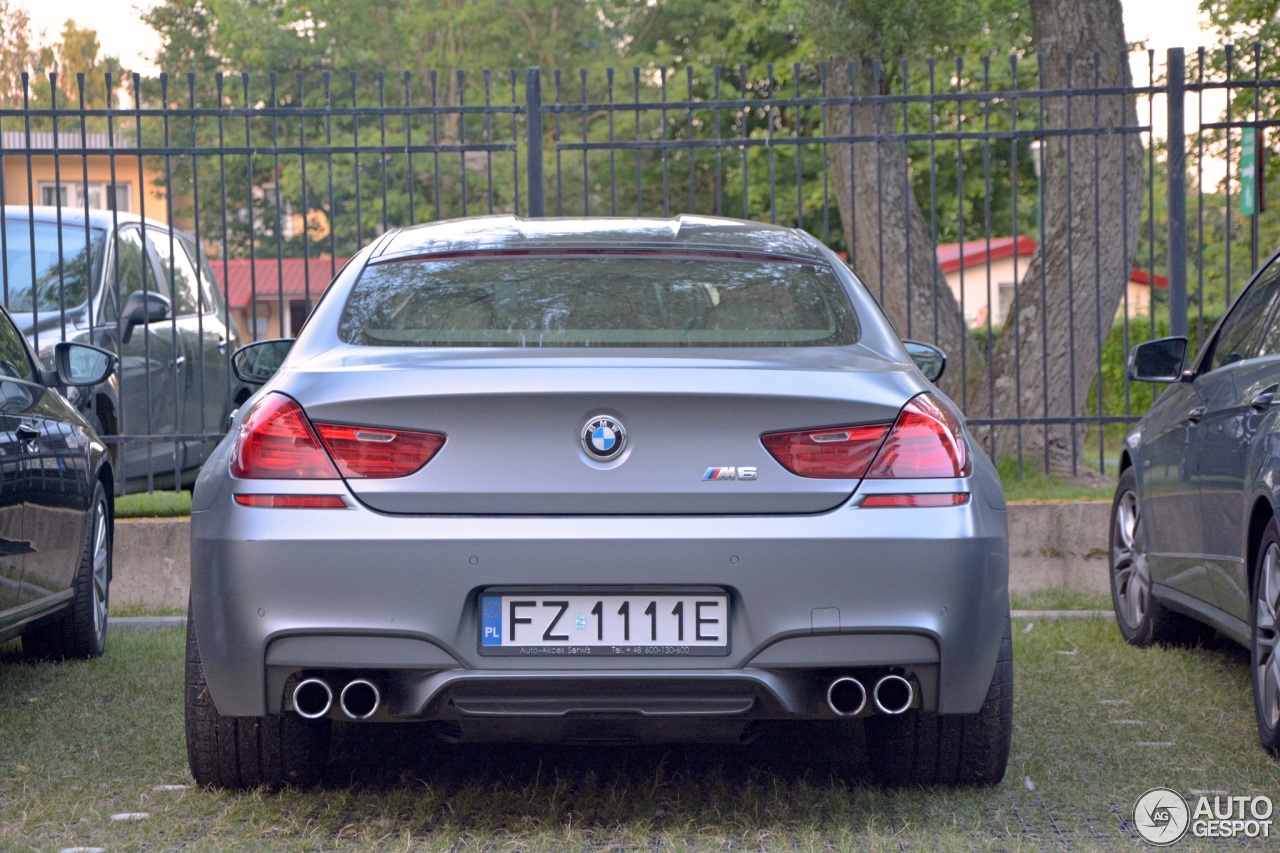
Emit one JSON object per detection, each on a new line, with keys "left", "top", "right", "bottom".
{"left": 1129, "top": 337, "right": 1188, "bottom": 383}
{"left": 53, "top": 342, "right": 118, "bottom": 387}
{"left": 120, "top": 290, "right": 171, "bottom": 343}
{"left": 903, "top": 340, "right": 947, "bottom": 382}
{"left": 232, "top": 338, "right": 294, "bottom": 384}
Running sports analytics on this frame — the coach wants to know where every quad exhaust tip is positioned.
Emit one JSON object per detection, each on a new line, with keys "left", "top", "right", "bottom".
{"left": 340, "top": 679, "right": 381, "bottom": 720}
{"left": 873, "top": 674, "right": 914, "bottom": 715}
{"left": 826, "top": 677, "right": 867, "bottom": 716}
{"left": 293, "top": 678, "right": 333, "bottom": 719}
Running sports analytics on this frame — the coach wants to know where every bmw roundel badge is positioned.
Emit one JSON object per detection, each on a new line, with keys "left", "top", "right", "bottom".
{"left": 581, "top": 416, "right": 626, "bottom": 461}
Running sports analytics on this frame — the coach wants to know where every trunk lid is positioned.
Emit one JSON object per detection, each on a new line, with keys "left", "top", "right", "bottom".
{"left": 283, "top": 348, "right": 924, "bottom": 515}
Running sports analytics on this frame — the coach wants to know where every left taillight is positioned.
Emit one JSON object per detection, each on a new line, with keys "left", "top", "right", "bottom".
{"left": 231, "top": 392, "right": 445, "bottom": 480}
{"left": 231, "top": 394, "right": 341, "bottom": 479}
{"left": 313, "top": 423, "right": 445, "bottom": 479}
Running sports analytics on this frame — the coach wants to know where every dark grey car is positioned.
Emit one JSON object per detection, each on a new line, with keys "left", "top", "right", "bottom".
{"left": 188, "top": 215, "right": 1012, "bottom": 789}
{"left": 1115, "top": 249, "right": 1280, "bottom": 755}
{"left": 1, "top": 206, "right": 240, "bottom": 490}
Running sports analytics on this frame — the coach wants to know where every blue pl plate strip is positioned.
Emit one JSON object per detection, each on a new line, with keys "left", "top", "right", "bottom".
{"left": 480, "top": 595, "right": 503, "bottom": 646}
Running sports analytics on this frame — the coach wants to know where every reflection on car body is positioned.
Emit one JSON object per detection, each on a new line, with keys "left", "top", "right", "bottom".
{"left": 0, "top": 298, "right": 117, "bottom": 660}
{"left": 1, "top": 206, "right": 242, "bottom": 491}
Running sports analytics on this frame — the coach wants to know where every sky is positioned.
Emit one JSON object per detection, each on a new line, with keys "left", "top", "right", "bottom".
{"left": 14, "top": 0, "right": 1223, "bottom": 79}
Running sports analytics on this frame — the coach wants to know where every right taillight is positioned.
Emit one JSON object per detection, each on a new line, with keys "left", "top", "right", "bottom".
{"left": 760, "top": 423, "right": 892, "bottom": 479}
{"left": 761, "top": 393, "right": 969, "bottom": 481}
{"left": 865, "top": 393, "right": 970, "bottom": 479}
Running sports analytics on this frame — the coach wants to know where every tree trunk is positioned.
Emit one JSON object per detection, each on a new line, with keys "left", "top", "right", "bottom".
{"left": 824, "top": 61, "right": 978, "bottom": 401}
{"left": 967, "top": 0, "right": 1145, "bottom": 475}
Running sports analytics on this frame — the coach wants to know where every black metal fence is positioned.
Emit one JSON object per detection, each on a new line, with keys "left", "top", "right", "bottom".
{"left": 0, "top": 47, "right": 1275, "bottom": 488}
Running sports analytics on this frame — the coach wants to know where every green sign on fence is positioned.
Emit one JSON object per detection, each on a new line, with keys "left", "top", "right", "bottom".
{"left": 1241, "top": 127, "right": 1259, "bottom": 217}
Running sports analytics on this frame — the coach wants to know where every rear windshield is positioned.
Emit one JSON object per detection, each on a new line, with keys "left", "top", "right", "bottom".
{"left": 1, "top": 220, "right": 105, "bottom": 313}
{"left": 338, "top": 253, "right": 859, "bottom": 347}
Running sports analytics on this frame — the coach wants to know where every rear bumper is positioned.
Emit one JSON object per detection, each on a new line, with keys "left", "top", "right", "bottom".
{"left": 192, "top": 461, "right": 1008, "bottom": 727}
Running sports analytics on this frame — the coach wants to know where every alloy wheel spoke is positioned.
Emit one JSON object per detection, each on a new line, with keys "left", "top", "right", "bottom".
{"left": 1264, "top": 652, "right": 1280, "bottom": 729}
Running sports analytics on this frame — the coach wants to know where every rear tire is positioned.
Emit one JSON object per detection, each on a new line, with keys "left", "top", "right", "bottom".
{"left": 864, "top": 612, "right": 1012, "bottom": 787}
{"left": 185, "top": 602, "right": 330, "bottom": 788}
{"left": 22, "top": 480, "right": 111, "bottom": 660}
{"left": 1109, "top": 466, "right": 1214, "bottom": 647}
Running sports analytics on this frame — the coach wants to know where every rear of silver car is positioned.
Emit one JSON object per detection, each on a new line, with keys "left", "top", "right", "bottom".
{"left": 187, "top": 217, "right": 1010, "bottom": 788}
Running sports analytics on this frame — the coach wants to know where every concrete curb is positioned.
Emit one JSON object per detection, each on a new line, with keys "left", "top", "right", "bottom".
{"left": 111, "top": 501, "right": 1115, "bottom": 610}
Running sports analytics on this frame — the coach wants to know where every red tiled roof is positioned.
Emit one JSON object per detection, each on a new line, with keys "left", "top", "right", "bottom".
{"left": 935, "top": 237, "right": 1168, "bottom": 288}
{"left": 935, "top": 236, "right": 1038, "bottom": 274}
{"left": 219, "top": 257, "right": 349, "bottom": 309}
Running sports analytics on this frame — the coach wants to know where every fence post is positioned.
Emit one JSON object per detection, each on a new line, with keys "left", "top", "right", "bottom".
{"left": 1166, "top": 48, "right": 1188, "bottom": 338}
{"left": 525, "top": 67, "right": 545, "bottom": 217}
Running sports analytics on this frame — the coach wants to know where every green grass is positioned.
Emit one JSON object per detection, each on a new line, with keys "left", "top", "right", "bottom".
{"left": 997, "top": 458, "right": 1114, "bottom": 504}
{"left": 114, "top": 490, "right": 192, "bottom": 519}
{"left": 3, "top": 619, "right": 1279, "bottom": 850}
{"left": 1009, "top": 590, "right": 1112, "bottom": 612}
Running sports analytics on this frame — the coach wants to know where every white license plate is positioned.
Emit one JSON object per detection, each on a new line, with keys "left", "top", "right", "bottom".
{"left": 479, "top": 592, "right": 729, "bottom": 656}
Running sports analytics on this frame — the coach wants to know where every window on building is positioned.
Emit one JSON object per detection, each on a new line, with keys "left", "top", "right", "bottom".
{"left": 37, "top": 181, "right": 131, "bottom": 212}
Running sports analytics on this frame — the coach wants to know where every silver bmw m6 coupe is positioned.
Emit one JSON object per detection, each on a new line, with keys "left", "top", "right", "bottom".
{"left": 186, "top": 215, "right": 1011, "bottom": 788}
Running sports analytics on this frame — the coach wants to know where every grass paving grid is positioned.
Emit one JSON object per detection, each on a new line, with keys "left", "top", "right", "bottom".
{"left": 2, "top": 618, "right": 1279, "bottom": 850}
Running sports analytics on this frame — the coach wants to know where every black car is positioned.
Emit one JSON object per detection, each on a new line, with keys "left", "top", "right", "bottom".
{"left": 1114, "top": 249, "right": 1280, "bottom": 755}
{"left": 2, "top": 206, "right": 241, "bottom": 490}
{"left": 0, "top": 300, "right": 117, "bottom": 658}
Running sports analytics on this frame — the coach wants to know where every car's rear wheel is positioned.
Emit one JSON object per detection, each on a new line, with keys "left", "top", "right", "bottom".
{"left": 22, "top": 479, "right": 111, "bottom": 660}
{"left": 185, "top": 602, "right": 330, "bottom": 788}
{"left": 863, "top": 612, "right": 1012, "bottom": 787}
{"left": 1109, "top": 466, "right": 1213, "bottom": 648}
{"left": 1251, "top": 520, "right": 1280, "bottom": 754}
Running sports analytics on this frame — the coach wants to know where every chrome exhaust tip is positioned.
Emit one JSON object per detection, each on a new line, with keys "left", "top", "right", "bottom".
{"left": 292, "top": 678, "right": 333, "bottom": 719}
{"left": 826, "top": 676, "right": 867, "bottom": 716}
{"left": 339, "top": 679, "right": 381, "bottom": 720}
{"left": 873, "top": 674, "right": 914, "bottom": 715}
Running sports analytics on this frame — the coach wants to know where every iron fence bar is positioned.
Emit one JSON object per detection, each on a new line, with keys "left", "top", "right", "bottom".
{"left": 324, "top": 72, "right": 339, "bottom": 278}
{"left": 352, "top": 72, "right": 365, "bottom": 244}
{"left": 525, "top": 67, "right": 544, "bottom": 217}
{"left": 1167, "top": 48, "right": 1189, "bottom": 339}
{"left": 552, "top": 69, "right": 563, "bottom": 214}
{"left": 133, "top": 72, "right": 156, "bottom": 492}
{"left": 954, "top": 56, "right": 966, "bottom": 392}
{"left": 688, "top": 66, "right": 697, "bottom": 216}
{"left": 1225, "top": 45, "right": 1235, "bottom": 305}
{"left": 457, "top": 70, "right": 467, "bottom": 217}
{"left": 404, "top": 71, "right": 415, "bottom": 225}
{"left": 1092, "top": 53, "right": 1104, "bottom": 474}
{"left": 819, "top": 62, "right": 830, "bottom": 245}
{"left": 739, "top": 64, "right": 749, "bottom": 220}
{"left": 189, "top": 74, "right": 209, "bottom": 454}
{"left": 1253, "top": 44, "right": 1262, "bottom": 271}
{"left": 430, "top": 70, "right": 441, "bottom": 221}
{"left": 1196, "top": 48, "right": 1206, "bottom": 346}
{"left": 161, "top": 73, "right": 182, "bottom": 489}
{"left": 579, "top": 68, "right": 588, "bottom": 215}
{"left": 607, "top": 68, "right": 617, "bottom": 215}
{"left": 1009, "top": 54, "right": 1024, "bottom": 473}
{"left": 300, "top": 73, "right": 313, "bottom": 312}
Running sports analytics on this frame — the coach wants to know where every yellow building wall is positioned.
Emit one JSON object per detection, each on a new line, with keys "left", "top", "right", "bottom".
{"left": 2, "top": 154, "right": 168, "bottom": 223}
